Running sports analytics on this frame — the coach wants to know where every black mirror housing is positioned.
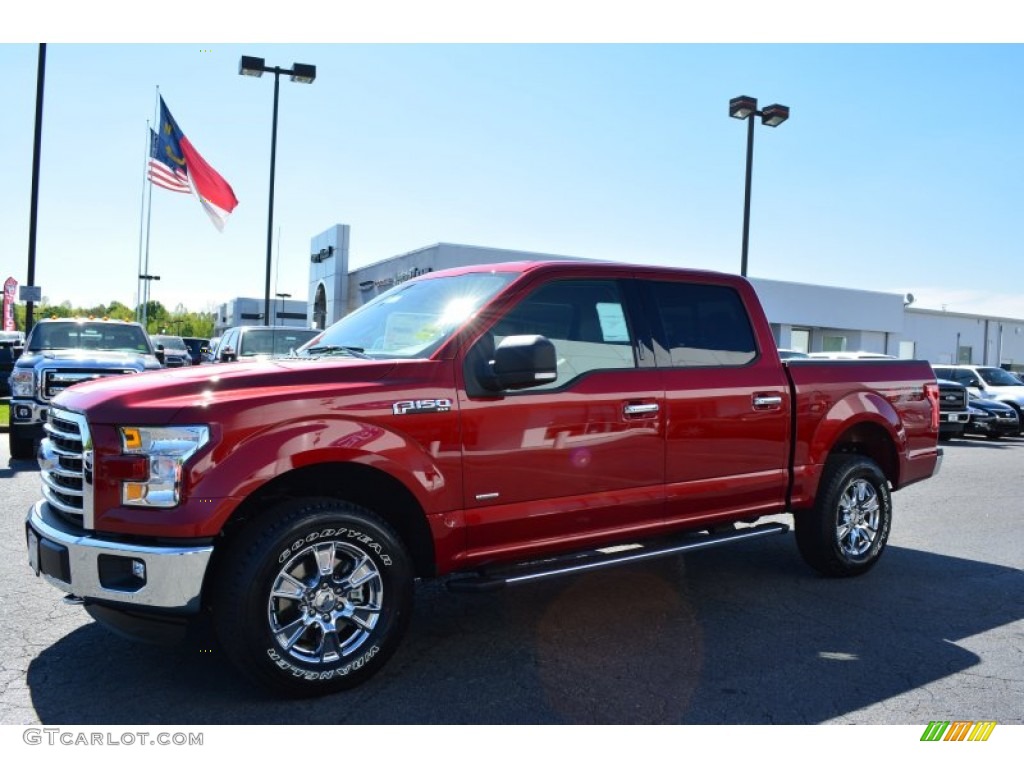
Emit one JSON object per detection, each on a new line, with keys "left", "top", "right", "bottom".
{"left": 483, "top": 335, "right": 557, "bottom": 391}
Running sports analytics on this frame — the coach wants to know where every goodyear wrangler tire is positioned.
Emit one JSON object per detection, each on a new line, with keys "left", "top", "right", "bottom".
{"left": 213, "top": 499, "right": 414, "bottom": 697}
{"left": 795, "top": 454, "right": 892, "bottom": 578}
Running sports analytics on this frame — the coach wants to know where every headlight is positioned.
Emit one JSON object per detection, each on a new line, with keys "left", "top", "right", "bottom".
{"left": 117, "top": 425, "right": 210, "bottom": 508}
{"left": 10, "top": 370, "right": 35, "bottom": 398}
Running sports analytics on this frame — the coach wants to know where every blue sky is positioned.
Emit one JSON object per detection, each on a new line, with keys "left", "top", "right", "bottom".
{"left": 2, "top": 11, "right": 1023, "bottom": 319}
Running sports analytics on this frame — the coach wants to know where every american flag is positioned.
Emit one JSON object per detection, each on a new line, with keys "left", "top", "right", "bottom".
{"left": 148, "top": 128, "right": 190, "bottom": 193}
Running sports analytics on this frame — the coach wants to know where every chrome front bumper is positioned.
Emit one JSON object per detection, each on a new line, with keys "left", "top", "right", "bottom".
{"left": 25, "top": 500, "right": 213, "bottom": 612}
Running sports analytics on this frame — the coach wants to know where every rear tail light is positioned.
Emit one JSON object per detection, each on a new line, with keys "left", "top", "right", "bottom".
{"left": 924, "top": 382, "right": 940, "bottom": 432}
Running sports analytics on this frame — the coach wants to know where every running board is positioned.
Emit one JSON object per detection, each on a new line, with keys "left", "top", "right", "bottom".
{"left": 446, "top": 521, "right": 790, "bottom": 593}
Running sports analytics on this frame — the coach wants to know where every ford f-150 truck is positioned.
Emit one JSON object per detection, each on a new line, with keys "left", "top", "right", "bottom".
{"left": 25, "top": 261, "right": 942, "bottom": 697}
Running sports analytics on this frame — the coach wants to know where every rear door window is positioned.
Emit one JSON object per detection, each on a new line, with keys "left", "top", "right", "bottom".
{"left": 647, "top": 281, "right": 757, "bottom": 367}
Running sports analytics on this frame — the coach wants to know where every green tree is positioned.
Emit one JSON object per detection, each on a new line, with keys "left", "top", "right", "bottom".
{"left": 105, "top": 301, "right": 135, "bottom": 321}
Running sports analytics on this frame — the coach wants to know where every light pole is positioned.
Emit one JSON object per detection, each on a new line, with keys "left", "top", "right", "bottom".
{"left": 729, "top": 96, "right": 790, "bottom": 277}
{"left": 239, "top": 56, "right": 316, "bottom": 326}
{"left": 275, "top": 292, "right": 291, "bottom": 326}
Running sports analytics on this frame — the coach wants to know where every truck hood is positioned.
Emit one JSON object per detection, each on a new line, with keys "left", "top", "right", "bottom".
{"left": 53, "top": 357, "right": 399, "bottom": 424}
{"left": 16, "top": 349, "right": 162, "bottom": 371}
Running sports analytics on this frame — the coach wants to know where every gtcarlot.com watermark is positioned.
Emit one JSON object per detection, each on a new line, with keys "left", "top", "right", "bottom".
{"left": 23, "top": 728, "right": 203, "bottom": 747}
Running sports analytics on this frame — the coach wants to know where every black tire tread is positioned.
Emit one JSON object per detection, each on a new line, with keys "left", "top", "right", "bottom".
{"left": 795, "top": 453, "right": 892, "bottom": 578}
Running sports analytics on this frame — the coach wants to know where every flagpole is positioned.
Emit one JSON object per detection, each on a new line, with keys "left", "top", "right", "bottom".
{"left": 142, "top": 87, "right": 160, "bottom": 330}
{"left": 136, "top": 121, "right": 150, "bottom": 323}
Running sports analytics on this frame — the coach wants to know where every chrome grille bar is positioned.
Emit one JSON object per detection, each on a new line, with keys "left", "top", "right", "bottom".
{"left": 39, "top": 409, "right": 94, "bottom": 530}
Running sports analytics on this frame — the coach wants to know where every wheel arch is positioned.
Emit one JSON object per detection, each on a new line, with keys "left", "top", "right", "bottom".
{"left": 793, "top": 395, "right": 904, "bottom": 509}
{"left": 204, "top": 461, "right": 438, "bottom": 604}
{"left": 828, "top": 419, "right": 900, "bottom": 488}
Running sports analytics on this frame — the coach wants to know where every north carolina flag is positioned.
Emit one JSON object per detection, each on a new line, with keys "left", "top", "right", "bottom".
{"left": 152, "top": 97, "right": 239, "bottom": 231}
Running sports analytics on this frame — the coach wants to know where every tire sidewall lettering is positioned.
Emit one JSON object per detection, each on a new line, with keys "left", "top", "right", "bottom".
{"left": 277, "top": 526, "right": 393, "bottom": 566}
{"left": 266, "top": 645, "right": 380, "bottom": 680}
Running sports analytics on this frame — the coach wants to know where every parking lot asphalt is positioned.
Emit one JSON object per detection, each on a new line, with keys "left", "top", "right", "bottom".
{"left": 1, "top": 434, "right": 1022, "bottom": 726}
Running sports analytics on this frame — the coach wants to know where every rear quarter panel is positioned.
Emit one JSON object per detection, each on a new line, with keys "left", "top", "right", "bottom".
{"left": 785, "top": 359, "right": 939, "bottom": 508}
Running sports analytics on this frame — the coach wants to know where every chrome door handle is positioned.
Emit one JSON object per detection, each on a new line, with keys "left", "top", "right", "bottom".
{"left": 753, "top": 395, "right": 783, "bottom": 410}
{"left": 624, "top": 403, "right": 660, "bottom": 416}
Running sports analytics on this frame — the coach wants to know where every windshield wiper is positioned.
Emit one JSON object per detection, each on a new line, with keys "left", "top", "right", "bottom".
{"left": 302, "top": 345, "right": 370, "bottom": 359}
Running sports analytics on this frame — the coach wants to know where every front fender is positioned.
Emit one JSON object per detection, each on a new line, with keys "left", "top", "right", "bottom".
{"left": 207, "top": 414, "right": 449, "bottom": 502}
{"left": 96, "top": 416, "right": 456, "bottom": 538}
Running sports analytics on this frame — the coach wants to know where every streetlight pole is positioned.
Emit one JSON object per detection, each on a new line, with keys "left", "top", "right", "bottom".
{"left": 25, "top": 43, "right": 46, "bottom": 334}
{"left": 275, "top": 292, "right": 291, "bottom": 326}
{"left": 239, "top": 56, "right": 316, "bottom": 326}
{"left": 729, "top": 96, "right": 790, "bottom": 277}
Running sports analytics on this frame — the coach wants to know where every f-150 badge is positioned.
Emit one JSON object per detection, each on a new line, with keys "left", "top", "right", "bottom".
{"left": 392, "top": 399, "right": 453, "bottom": 415}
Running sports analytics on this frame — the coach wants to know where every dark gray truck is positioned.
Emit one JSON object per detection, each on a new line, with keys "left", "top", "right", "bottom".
{"left": 7, "top": 318, "right": 163, "bottom": 459}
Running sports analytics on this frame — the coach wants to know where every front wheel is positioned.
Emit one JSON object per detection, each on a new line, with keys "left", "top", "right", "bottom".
{"left": 795, "top": 454, "right": 892, "bottom": 578}
{"left": 9, "top": 431, "right": 35, "bottom": 461}
{"left": 212, "top": 499, "right": 414, "bottom": 697}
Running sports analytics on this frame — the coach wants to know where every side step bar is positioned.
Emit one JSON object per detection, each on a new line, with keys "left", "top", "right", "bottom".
{"left": 446, "top": 521, "right": 789, "bottom": 593}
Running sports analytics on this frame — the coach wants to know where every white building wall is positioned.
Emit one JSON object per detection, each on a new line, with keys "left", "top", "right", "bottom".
{"left": 902, "top": 309, "right": 1024, "bottom": 367}
{"left": 750, "top": 278, "right": 905, "bottom": 334}
{"left": 214, "top": 297, "right": 309, "bottom": 335}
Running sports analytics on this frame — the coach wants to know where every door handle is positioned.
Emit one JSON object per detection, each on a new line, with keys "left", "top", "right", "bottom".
{"left": 624, "top": 403, "right": 660, "bottom": 417}
{"left": 752, "top": 394, "right": 784, "bottom": 410}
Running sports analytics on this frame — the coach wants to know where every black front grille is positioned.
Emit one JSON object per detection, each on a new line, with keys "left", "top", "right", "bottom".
{"left": 938, "top": 384, "right": 967, "bottom": 412}
{"left": 42, "top": 368, "right": 135, "bottom": 401}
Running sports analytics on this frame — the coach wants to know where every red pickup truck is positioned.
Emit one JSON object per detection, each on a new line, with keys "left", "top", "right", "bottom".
{"left": 26, "top": 260, "right": 942, "bottom": 696}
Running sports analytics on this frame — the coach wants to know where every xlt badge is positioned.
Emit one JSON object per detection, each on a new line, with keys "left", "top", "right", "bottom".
{"left": 392, "top": 398, "right": 453, "bottom": 415}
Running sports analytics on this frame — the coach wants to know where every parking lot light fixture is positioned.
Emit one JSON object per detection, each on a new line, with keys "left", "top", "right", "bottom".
{"left": 239, "top": 56, "right": 266, "bottom": 78}
{"left": 730, "top": 94, "right": 791, "bottom": 278}
{"left": 760, "top": 104, "right": 790, "bottom": 127}
{"left": 729, "top": 95, "right": 758, "bottom": 120}
{"left": 275, "top": 292, "right": 291, "bottom": 324}
{"left": 238, "top": 56, "right": 317, "bottom": 327}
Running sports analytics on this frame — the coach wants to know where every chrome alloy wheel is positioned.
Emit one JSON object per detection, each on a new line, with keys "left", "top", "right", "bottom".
{"left": 836, "top": 478, "right": 880, "bottom": 558}
{"left": 267, "top": 541, "right": 384, "bottom": 665}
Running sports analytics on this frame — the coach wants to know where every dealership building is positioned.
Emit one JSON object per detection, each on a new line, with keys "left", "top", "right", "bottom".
{"left": 215, "top": 222, "right": 1024, "bottom": 370}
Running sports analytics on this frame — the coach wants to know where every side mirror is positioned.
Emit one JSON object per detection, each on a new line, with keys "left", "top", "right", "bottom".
{"left": 481, "top": 335, "right": 557, "bottom": 392}
{"left": 219, "top": 347, "right": 236, "bottom": 363}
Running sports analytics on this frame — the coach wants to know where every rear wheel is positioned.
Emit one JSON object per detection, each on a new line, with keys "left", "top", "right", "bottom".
{"left": 213, "top": 498, "right": 414, "bottom": 697}
{"left": 795, "top": 454, "right": 892, "bottom": 578}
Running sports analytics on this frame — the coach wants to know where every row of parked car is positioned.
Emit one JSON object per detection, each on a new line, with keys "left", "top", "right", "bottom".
{"left": 149, "top": 326, "right": 322, "bottom": 368}
{"left": 931, "top": 364, "right": 1024, "bottom": 440}
{"left": 5, "top": 319, "right": 325, "bottom": 458}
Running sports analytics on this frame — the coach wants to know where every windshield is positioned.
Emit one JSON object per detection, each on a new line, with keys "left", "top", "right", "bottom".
{"left": 300, "top": 271, "right": 519, "bottom": 359}
{"left": 239, "top": 328, "right": 320, "bottom": 357}
{"left": 151, "top": 335, "right": 188, "bottom": 352}
{"left": 28, "top": 322, "right": 152, "bottom": 354}
{"left": 979, "top": 367, "right": 1024, "bottom": 386}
